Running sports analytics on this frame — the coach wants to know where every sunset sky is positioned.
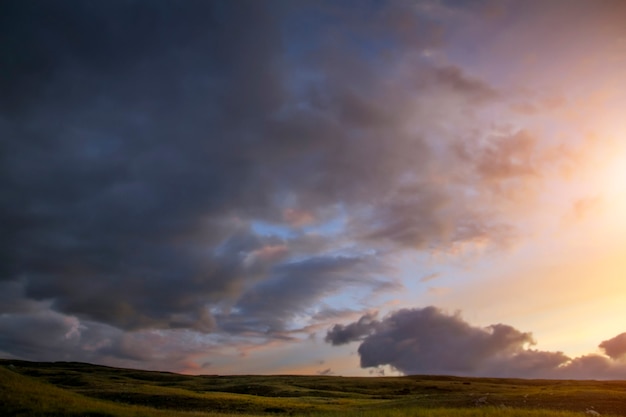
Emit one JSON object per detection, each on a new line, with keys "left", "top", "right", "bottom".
{"left": 2, "top": 0, "right": 626, "bottom": 379}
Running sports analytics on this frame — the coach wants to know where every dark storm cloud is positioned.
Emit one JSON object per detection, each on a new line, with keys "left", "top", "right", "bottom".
{"left": 1, "top": 0, "right": 566, "bottom": 368}
{"left": 0, "top": 310, "right": 81, "bottom": 360}
{"left": 21, "top": 226, "right": 291, "bottom": 332}
{"left": 0, "top": 0, "right": 284, "bottom": 116}
{"left": 0, "top": 0, "right": 506, "bottom": 333}
{"left": 0, "top": 308, "right": 215, "bottom": 372}
{"left": 1, "top": 1, "right": 310, "bottom": 335}
{"left": 326, "top": 307, "right": 626, "bottom": 379}
{"left": 0, "top": 281, "right": 44, "bottom": 314}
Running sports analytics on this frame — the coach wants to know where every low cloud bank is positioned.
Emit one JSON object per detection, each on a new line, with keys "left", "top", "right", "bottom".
{"left": 326, "top": 307, "right": 626, "bottom": 379}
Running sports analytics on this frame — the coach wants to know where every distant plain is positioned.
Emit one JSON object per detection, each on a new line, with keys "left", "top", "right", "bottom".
{"left": 2, "top": 360, "right": 625, "bottom": 417}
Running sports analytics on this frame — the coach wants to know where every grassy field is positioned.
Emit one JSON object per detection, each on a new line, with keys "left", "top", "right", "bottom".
{"left": 1, "top": 359, "right": 625, "bottom": 417}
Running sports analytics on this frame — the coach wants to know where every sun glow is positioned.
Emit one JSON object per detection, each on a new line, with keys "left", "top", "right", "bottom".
{"left": 603, "top": 151, "right": 626, "bottom": 205}
{"left": 576, "top": 134, "right": 626, "bottom": 233}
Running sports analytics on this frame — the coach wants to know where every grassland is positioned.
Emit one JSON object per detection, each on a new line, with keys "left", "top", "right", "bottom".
{"left": 1, "top": 359, "right": 625, "bottom": 417}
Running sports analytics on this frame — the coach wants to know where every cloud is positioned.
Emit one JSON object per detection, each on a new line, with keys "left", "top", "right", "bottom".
{"left": 571, "top": 196, "right": 602, "bottom": 220}
{"left": 599, "top": 333, "right": 626, "bottom": 361}
{"left": 355, "top": 307, "right": 537, "bottom": 375}
{"left": 326, "top": 307, "right": 626, "bottom": 379}
{"left": 1, "top": 0, "right": 289, "bottom": 329}
{"left": 1, "top": 0, "right": 614, "bottom": 371}
{"left": 453, "top": 130, "right": 543, "bottom": 197}
{"left": 311, "top": 308, "right": 363, "bottom": 322}
{"left": 430, "top": 65, "right": 498, "bottom": 102}
{"left": 0, "top": 281, "right": 46, "bottom": 314}
{"left": 419, "top": 273, "right": 441, "bottom": 283}
{"left": 0, "top": 307, "right": 224, "bottom": 372}
{"left": 0, "top": 1, "right": 510, "bottom": 336}
{"left": 220, "top": 256, "right": 392, "bottom": 336}
{"left": 0, "top": 310, "right": 82, "bottom": 360}
{"left": 557, "top": 354, "right": 626, "bottom": 380}
{"left": 325, "top": 311, "right": 379, "bottom": 346}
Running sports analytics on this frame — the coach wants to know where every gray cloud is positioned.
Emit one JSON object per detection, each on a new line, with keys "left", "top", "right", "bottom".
{"left": 0, "top": 281, "right": 46, "bottom": 315}
{"left": 452, "top": 129, "right": 546, "bottom": 200}
{"left": 0, "top": 1, "right": 510, "bottom": 336}
{"left": 356, "top": 307, "right": 536, "bottom": 375}
{"left": 419, "top": 273, "right": 440, "bottom": 283}
{"left": 220, "top": 256, "right": 392, "bottom": 336}
{"left": 311, "top": 308, "right": 362, "bottom": 322}
{"left": 599, "top": 333, "right": 626, "bottom": 361}
{"left": 0, "top": 307, "right": 217, "bottom": 372}
{"left": 555, "top": 354, "right": 626, "bottom": 380}
{"left": 430, "top": 66, "right": 498, "bottom": 102}
{"left": 325, "top": 311, "right": 379, "bottom": 346}
{"left": 326, "top": 307, "right": 626, "bottom": 379}
{"left": 0, "top": 310, "right": 82, "bottom": 361}
{"left": 0, "top": 0, "right": 606, "bottom": 370}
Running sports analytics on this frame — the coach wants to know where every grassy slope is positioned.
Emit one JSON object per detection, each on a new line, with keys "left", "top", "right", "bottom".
{"left": 1, "top": 359, "right": 625, "bottom": 416}
{"left": 0, "top": 365, "right": 242, "bottom": 417}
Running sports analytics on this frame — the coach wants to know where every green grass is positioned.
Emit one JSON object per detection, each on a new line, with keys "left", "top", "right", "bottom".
{"left": 310, "top": 409, "right": 599, "bottom": 417}
{"left": 0, "top": 365, "right": 212, "bottom": 417}
{"left": 2, "top": 359, "right": 625, "bottom": 417}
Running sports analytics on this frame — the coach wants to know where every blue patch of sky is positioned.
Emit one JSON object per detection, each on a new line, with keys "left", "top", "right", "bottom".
{"left": 250, "top": 204, "right": 349, "bottom": 239}
{"left": 250, "top": 220, "right": 296, "bottom": 239}
{"left": 310, "top": 292, "right": 373, "bottom": 320}
{"left": 316, "top": 276, "right": 399, "bottom": 317}
{"left": 303, "top": 209, "right": 347, "bottom": 236}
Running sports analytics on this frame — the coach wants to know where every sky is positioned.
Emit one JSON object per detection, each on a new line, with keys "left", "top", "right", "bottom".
{"left": 2, "top": 0, "right": 626, "bottom": 379}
